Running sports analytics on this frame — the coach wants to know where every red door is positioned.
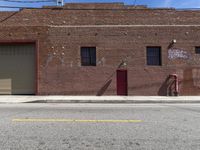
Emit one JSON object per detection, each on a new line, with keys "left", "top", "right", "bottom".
{"left": 117, "top": 69, "right": 128, "bottom": 95}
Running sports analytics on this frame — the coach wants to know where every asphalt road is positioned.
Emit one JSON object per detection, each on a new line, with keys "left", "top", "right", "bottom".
{"left": 0, "top": 103, "right": 200, "bottom": 150}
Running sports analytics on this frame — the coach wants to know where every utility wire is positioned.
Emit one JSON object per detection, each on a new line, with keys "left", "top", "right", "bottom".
{"left": 0, "top": 0, "right": 55, "bottom": 3}
{"left": 0, "top": 5, "right": 199, "bottom": 10}
{"left": 0, "top": 10, "right": 20, "bottom": 23}
{"left": 0, "top": 5, "right": 40, "bottom": 8}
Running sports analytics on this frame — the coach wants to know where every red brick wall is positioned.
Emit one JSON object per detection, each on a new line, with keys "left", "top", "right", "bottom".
{"left": 41, "top": 26, "right": 200, "bottom": 95}
{"left": 1, "top": 3, "right": 200, "bottom": 95}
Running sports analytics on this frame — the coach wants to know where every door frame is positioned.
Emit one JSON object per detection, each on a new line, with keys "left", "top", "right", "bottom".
{"left": 0, "top": 40, "right": 39, "bottom": 95}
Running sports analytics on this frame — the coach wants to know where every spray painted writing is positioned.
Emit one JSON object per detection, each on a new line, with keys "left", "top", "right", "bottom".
{"left": 168, "top": 48, "right": 190, "bottom": 59}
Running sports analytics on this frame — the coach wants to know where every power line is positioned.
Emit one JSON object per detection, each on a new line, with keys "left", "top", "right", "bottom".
{"left": 0, "top": 5, "right": 39, "bottom": 8}
{"left": 175, "top": 8, "right": 200, "bottom": 10}
{"left": 0, "top": 5, "right": 199, "bottom": 10}
{"left": 0, "top": 0, "right": 55, "bottom": 3}
{"left": 0, "top": 10, "right": 19, "bottom": 23}
{"left": 149, "top": 7, "right": 200, "bottom": 10}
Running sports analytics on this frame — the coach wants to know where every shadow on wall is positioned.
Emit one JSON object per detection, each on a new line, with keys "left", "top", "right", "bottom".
{"left": 96, "top": 79, "right": 112, "bottom": 96}
{"left": 96, "top": 60, "right": 128, "bottom": 96}
{"left": 158, "top": 76, "right": 178, "bottom": 96}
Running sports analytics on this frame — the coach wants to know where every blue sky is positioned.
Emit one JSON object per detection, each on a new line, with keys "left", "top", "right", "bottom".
{"left": 1, "top": 0, "right": 200, "bottom": 11}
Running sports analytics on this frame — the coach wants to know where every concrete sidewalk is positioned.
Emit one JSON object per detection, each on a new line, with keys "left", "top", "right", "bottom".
{"left": 0, "top": 96, "right": 200, "bottom": 103}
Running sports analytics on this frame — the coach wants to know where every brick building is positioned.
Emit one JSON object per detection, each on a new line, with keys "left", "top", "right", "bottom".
{"left": 0, "top": 3, "right": 200, "bottom": 95}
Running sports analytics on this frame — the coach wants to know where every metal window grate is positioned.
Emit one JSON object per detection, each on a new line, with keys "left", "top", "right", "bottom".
{"left": 146, "top": 47, "right": 161, "bottom": 66}
{"left": 195, "top": 47, "right": 200, "bottom": 54}
{"left": 81, "top": 47, "right": 96, "bottom": 66}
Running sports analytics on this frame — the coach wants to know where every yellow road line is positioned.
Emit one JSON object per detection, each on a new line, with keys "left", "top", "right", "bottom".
{"left": 12, "top": 119, "right": 142, "bottom": 123}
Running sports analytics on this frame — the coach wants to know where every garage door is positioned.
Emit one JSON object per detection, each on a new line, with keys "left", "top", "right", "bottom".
{"left": 0, "top": 43, "right": 36, "bottom": 95}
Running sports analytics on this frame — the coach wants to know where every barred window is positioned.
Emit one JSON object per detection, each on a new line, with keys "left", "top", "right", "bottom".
{"left": 146, "top": 47, "right": 161, "bottom": 66}
{"left": 195, "top": 47, "right": 200, "bottom": 54}
{"left": 81, "top": 47, "right": 96, "bottom": 66}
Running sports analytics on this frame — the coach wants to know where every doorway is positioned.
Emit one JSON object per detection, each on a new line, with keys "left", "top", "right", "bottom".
{"left": 116, "top": 69, "right": 128, "bottom": 95}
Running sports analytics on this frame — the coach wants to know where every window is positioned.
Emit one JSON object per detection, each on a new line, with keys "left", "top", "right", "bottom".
{"left": 146, "top": 47, "right": 161, "bottom": 66}
{"left": 81, "top": 47, "right": 96, "bottom": 66}
{"left": 195, "top": 47, "right": 200, "bottom": 54}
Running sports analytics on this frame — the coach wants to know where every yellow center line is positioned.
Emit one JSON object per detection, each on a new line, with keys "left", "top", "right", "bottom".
{"left": 12, "top": 119, "right": 142, "bottom": 123}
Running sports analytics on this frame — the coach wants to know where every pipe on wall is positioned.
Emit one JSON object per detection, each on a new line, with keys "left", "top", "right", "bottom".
{"left": 169, "top": 74, "right": 179, "bottom": 96}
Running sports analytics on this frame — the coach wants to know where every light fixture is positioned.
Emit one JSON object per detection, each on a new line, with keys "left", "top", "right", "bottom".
{"left": 172, "top": 39, "right": 177, "bottom": 44}
{"left": 122, "top": 61, "right": 127, "bottom": 67}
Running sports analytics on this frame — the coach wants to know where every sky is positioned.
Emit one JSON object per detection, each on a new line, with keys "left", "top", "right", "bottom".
{"left": 1, "top": 0, "right": 200, "bottom": 11}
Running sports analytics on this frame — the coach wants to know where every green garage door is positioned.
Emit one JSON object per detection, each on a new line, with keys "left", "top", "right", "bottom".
{"left": 0, "top": 44, "right": 36, "bottom": 95}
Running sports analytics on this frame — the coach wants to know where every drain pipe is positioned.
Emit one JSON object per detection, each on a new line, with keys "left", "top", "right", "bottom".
{"left": 169, "top": 74, "right": 179, "bottom": 96}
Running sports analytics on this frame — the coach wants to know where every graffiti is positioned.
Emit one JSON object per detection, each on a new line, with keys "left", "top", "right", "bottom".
{"left": 168, "top": 48, "right": 190, "bottom": 59}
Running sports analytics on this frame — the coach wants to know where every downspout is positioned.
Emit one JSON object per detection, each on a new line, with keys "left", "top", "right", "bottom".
{"left": 169, "top": 74, "right": 179, "bottom": 96}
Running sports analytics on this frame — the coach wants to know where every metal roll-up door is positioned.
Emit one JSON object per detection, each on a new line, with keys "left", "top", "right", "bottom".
{"left": 0, "top": 43, "right": 35, "bottom": 95}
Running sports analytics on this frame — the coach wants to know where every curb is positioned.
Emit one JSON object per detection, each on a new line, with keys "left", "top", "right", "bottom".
{"left": 26, "top": 100, "right": 200, "bottom": 104}
{"left": 1, "top": 96, "right": 200, "bottom": 104}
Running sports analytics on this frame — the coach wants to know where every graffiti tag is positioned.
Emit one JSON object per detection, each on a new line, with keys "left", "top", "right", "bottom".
{"left": 168, "top": 48, "right": 190, "bottom": 59}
